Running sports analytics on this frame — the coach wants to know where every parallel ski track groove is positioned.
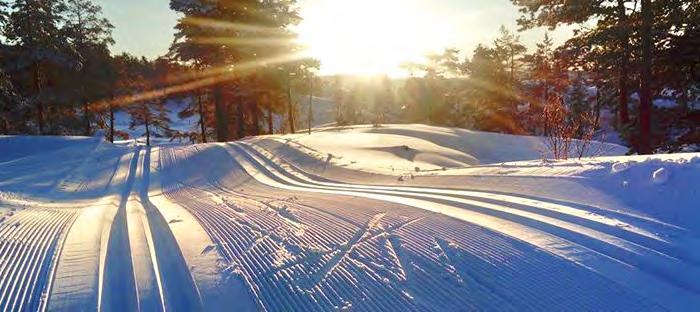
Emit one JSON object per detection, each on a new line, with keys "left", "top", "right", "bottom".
{"left": 157, "top": 145, "right": 663, "bottom": 311}
{"left": 233, "top": 142, "right": 700, "bottom": 297}
{"left": 0, "top": 208, "right": 77, "bottom": 312}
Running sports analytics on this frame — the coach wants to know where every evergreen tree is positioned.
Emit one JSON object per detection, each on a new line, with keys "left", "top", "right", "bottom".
{"left": 463, "top": 44, "right": 516, "bottom": 132}
{"left": 4, "top": 0, "right": 70, "bottom": 134}
{"left": 371, "top": 76, "right": 395, "bottom": 126}
{"left": 512, "top": 1, "right": 636, "bottom": 129}
{"left": 401, "top": 48, "right": 461, "bottom": 125}
{"left": 493, "top": 26, "right": 526, "bottom": 86}
{"left": 63, "top": 0, "right": 114, "bottom": 135}
{"left": 0, "top": 66, "right": 25, "bottom": 134}
{"left": 511, "top": 0, "right": 699, "bottom": 152}
{"left": 170, "top": 0, "right": 303, "bottom": 142}
{"left": 127, "top": 58, "right": 172, "bottom": 146}
{"left": 523, "top": 33, "right": 558, "bottom": 134}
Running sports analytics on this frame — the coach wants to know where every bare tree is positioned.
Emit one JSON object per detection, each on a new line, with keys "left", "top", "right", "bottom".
{"left": 543, "top": 94, "right": 603, "bottom": 160}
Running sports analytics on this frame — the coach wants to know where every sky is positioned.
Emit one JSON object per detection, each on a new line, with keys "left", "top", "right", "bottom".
{"left": 97, "top": 0, "right": 573, "bottom": 76}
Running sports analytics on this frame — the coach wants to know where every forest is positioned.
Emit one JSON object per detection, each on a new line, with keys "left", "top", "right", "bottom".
{"left": 0, "top": 0, "right": 698, "bottom": 154}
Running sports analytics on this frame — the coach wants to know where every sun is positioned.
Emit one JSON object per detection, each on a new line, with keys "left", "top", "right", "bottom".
{"left": 296, "top": 0, "right": 451, "bottom": 77}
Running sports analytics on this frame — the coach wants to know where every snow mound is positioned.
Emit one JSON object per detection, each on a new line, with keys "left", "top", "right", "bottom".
{"left": 0, "top": 135, "right": 100, "bottom": 162}
{"left": 443, "top": 153, "right": 700, "bottom": 230}
{"left": 600, "top": 155, "right": 700, "bottom": 228}
{"left": 256, "top": 124, "right": 627, "bottom": 174}
{"left": 0, "top": 135, "right": 113, "bottom": 195}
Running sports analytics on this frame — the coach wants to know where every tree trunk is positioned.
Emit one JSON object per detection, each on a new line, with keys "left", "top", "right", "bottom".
{"left": 267, "top": 107, "right": 273, "bottom": 134}
{"left": 32, "top": 62, "right": 44, "bottom": 134}
{"left": 236, "top": 102, "right": 245, "bottom": 139}
{"left": 197, "top": 91, "right": 206, "bottom": 143}
{"left": 83, "top": 100, "right": 91, "bottom": 136}
{"left": 145, "top": 117, "right": 151, "bottom": 146}
{"left": 617, "top": 0, "right": 630, "bottom": 126}
{"left": 109, "top": 103, "right": 114, "bottom": 143}
{"left": 543, "top": 79, "right": 549, "bottom": 136}
{"left": 287, "top": 74, "right": 295, "bottom": 133}
{"left": 639, "top": 0, "right": 653, "bottom": 154}
{"left": 308, "top": 77, "right": 313, "bottom": 135}
{"left": 214, "top": 85, "right": 228, "bottom": 142}
{"left": 250, "top": 101, "right": 260, "bottom": 136}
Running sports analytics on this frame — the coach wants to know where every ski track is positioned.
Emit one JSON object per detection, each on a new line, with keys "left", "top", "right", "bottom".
{"left": 99, "top": 147, "right": 202, "bottom": 312}
{"left": 0, "top": 208, "right": 77, "bottom": 311}
{"left": 155, "top": 144, "right": 693, "bottom": 311}
{"left": 1, "top": 144, "right": 202, "bottom": 311}
{"left": 2, "top": 138, "right": 698, "bottom": 311}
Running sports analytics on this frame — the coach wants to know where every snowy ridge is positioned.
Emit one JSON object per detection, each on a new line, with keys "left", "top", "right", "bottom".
{"left": 257, "top": 124, "right": 627, "bottom": 174}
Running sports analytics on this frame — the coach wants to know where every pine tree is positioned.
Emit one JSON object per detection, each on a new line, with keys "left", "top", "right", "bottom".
{"left": 128, "top": 101, "right": 171, "bottom": 146}
{"left": 4, "top": 0, "right": 69, "bottom": 134}
{"left": 0, "top": 66, "right": 25, "bottom": 134}
{"left": 170, "top": 0, "right": 304, "bottom": 142}
{"left": 63, "top": 0, "right": 114, "bottom": 135}
{"left": 464, "top": 44, "right": 515, "bottom": 132}
{"left": 372, "top": 76, "right": 395, "bottom": 126}
{"left": 494, "top": 26, "right": 526, "bottom": 86}
{"left": 401, "top": 48, "right": 461, "bottom": 125}
{"left": 638, "top": 0, "right": 653, "bottom": 154}
{"left": 511, "top": 0, "right": 696, "bottom": 153}
{"left": 127, "top": 58, "right": 172, "bottom": 146}
{"left": 524, "top": 33, "right": 557, "bottom": 134}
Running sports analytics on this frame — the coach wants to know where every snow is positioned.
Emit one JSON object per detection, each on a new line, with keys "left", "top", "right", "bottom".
{"left": 1, "top": 124, "right": 699, "bottom": 311}
{"left": 653, "top": 98, "right": 679, "bottom": 109}
{"left": 255, "top": 124, "right": 627, "bottom": 174}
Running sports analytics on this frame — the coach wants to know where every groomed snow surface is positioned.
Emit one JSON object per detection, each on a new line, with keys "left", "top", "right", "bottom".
{"left": 1, "top": 124, "right": 699, "bottom": 311}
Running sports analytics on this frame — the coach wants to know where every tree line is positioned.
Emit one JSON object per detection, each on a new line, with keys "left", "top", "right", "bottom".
{"left": 1, "top": 0, "right": 698, "bottom": 153}
{"left": 329, "top": 1, "right": 699, "bottom": 154}
{"left": 0, "top": 0, "right": 317, "bottom": 145}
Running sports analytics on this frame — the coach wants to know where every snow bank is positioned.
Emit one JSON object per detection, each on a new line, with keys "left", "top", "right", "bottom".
{"left": 257, "top": 124, "right": 627, "bottom": 174}
{"left": 596, "top": 155, "right": 700, "bottom": 228}
{"left": 0, "top": 135, "right": 110, "bottom": 196}
{"left": 0, "top": 135, "right": 99, "bottom": 162}
{"left": 428, "top": 153, "right": 700, "bottom": 230}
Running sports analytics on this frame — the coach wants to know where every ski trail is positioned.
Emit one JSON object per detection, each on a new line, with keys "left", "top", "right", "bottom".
{"left": 225, "top": 142, "right": 699, "bottom": 310}
{"left": 126, "top": 149, "right": 163, "bottom": 311}
{"left": 241, "top": 146, "right": 700, "bottom": 295}
{"left": 98, "top": 148, "right": 140, "bottom": 312}
{"left": 0, "top": 208, "right": 77, "bottom": 312}
{"left": 242, "top": 142, "right": 671, "bottom": 242}
{"left": 136, "top": 147, "right": 203, "bottom": 311}
{"left": 150, "top": 147, "right": 254, "bottom": 311}
{"left": 46, "top": 146, "right": 135, "bottom": 311}
{"left": 237, "top": 143, "right": 700, "bottom": 280}
{"left": 100, "top": 146, "right": 203, "bottom": 312}
{"left": 157, "top": 145, "right": 661, "bottom": 311}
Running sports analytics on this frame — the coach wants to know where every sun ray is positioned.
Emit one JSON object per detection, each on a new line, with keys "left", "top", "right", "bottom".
{"left": 182, "top": 17, "right": 293, "bottom": 35}
{"left": 90, "top": 51, "right": 310, "bottom": 112}
{"left": 191, "top": 36, "right": 296, "bottom": 47}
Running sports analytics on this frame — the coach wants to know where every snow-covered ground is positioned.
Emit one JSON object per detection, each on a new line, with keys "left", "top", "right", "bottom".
{"left": 256, "top": 124, "right": 627, "bottom": 174}
{"left": 1, "top": 125, "right": 699, "bottom": 311}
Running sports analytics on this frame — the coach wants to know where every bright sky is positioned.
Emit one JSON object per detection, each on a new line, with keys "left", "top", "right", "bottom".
{"left": 97, "top": 0, "right": 572, "bottom": 76}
